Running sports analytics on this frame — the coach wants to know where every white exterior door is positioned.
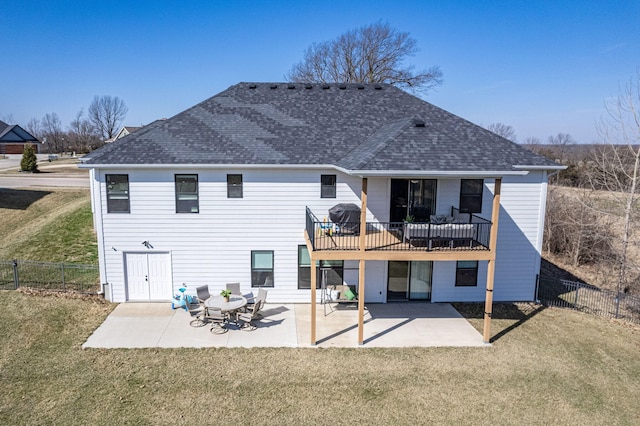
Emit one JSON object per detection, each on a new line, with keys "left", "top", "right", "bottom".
{"left": 147, "top": 253, "right": 172, "bottom": 300}
{"left": 125, "top": 253, "right": 172, "bottom": 301}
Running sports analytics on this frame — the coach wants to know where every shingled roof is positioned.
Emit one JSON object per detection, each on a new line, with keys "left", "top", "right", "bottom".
{"left": 81, "top": 82, "right": 561, "bottom": 175}
{"left": 0, "top": 121, "right": 39, "bottom": 143}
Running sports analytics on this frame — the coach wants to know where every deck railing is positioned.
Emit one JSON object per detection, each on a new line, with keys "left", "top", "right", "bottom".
{"left": 306, "top": 208, "right": 492, "bottom": 252}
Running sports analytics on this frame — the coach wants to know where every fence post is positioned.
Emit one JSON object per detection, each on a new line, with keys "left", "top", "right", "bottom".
{"left": 61, "top": 262, "right": 66, "bottom": 290}
{"left": 574, "top": 284, "right": 579, "bottom": 308}
{"left": 13, "top": 259, "right": 19, "bottom": 290}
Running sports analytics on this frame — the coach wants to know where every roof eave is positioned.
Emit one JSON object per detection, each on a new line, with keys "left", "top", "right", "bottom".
{"left": 512, "top": 165, "right": 568, "bottom": 171}
{"left": 78, "top": 163, "right": 556, "bottom": 178}
{"left": 77, "top": 163, "right": 348, "bottom": 171}
{"left": 349, "top": 170, "right": 530, "bottom": 178}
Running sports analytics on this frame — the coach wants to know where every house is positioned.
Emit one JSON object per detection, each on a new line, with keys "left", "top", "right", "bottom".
{"left": 105, "top": 126, "right": 142, "bottom": 143}
{"left": 0, "top": 120, "right": 40, "bottom": 154}
{"left": 79, "top": 82, "right": 563, "bottom": 344}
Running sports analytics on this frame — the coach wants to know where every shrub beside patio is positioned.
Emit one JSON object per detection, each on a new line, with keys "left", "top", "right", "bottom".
{"left": 1, "top": 291, "right": 639, "bottom": 424}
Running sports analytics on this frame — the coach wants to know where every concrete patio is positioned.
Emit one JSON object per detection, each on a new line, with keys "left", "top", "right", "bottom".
{"left": 82, "top": 302, "right": 488, "bottom": 349}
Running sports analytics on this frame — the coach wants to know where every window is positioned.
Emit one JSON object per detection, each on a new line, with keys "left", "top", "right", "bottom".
{"left": 459, "top": 179, "right": 483, "bottom": 213}
{"left": 251, "top": 250, "right": 274, "bottom": 287}
{"left": 455, "top": 261, "right": 478, "bottom": 287}
{"left": 321, "top": 174, "right": 336, "bottom": 198}
{"left": 297, "top": 245, "right": 344, "bottom": 289}
{"left": 175, "top": 174, "right": 199, "bottom": 213}
{"left": 106, "top": 174, "right": 129, "bottom": 213}
{"left": 227, "top": 174, "right": 243, "bottom": 198}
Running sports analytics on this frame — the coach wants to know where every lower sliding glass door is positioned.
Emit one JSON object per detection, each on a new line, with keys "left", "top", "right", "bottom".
{"left": 387, "top": 261, "right": 432, "bottom": 301}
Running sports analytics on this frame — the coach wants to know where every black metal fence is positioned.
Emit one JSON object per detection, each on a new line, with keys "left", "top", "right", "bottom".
{"left": 0, "top": 259, "right": 100, "bottom": 293}
{"left": 537, "top": 275, "right": 640, "bottom": 325}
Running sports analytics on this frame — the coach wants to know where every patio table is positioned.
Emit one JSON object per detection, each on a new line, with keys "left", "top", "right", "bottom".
{"left": 205, "top": 295, "right": 247, "bottom": 313}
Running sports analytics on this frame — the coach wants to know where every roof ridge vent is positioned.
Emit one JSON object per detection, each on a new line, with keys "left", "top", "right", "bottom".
{"left": 287, "top": 84, "right": 295, "bottom": 89}
{"left": 413, "top": 118, "right": 426, "bottom": 127}
{"left": 357, "top": 85, "right": 365, "bottom": 90}
{"left": 322, "top": 85, "right": 330, "bottom": 90}
{"left": 338, "top": 84, "right": 347, "bottom": 90}
{"left": 270, "top": 84, "right": 278, "bottom": 89}
{"left": 248, "top": 84, "right": 257, "bottom": 89}
{"left": 374, "top": 85, "right": 382, "bottom": 90}
{"left": 305, "top": 84, "right": 313, "bottom": 89}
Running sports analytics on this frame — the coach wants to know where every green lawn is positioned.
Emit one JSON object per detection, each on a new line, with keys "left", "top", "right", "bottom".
{"left": 1, "top": 291, "right": 638, "bottom": 425}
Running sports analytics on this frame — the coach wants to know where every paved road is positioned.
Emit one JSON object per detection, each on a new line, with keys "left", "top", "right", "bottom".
{"left": 0, "top": 155, "right": 89, "bottom": 188}
{"left": 0, "top": 175, "right": 90, "bottom": 188}
{"left": 0, "top": 154, "right": 52, "bottom": 172}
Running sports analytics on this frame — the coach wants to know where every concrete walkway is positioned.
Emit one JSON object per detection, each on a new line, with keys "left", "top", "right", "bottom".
{"left": 82, "top": 302, "right": 487, "bottom": 349}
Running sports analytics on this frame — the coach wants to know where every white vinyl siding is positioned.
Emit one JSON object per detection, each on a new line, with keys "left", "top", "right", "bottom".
{"left": 96, "top": 168, "right": 367, "bottom": 303}
{"left": 91, "top": 169, "right": 547, "bottom": 304}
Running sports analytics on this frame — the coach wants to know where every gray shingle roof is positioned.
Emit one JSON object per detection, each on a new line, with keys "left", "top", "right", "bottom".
{"left": 83, "top": 82, "right": 560, "bottom": 173}
{"left": 0, "top": 123, "right": 39, "bottom": 143}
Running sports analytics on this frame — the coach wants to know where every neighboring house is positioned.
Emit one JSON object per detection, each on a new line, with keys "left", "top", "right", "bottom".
{"left": 79, "top": 82, "right": 563, "bottom": 343}
{"left": 0, "top": 120, "right": 40, "bottom": 154}
{"left": 105, "top": 126, "right": 142, "bottom": 143}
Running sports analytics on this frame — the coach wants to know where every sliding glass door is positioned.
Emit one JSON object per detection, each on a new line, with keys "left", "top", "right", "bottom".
{"left": 390, "top": 179, "right": 437, "bottom": 223}
{"left": 387, "top": 261, "right": 432, "bottom": 301}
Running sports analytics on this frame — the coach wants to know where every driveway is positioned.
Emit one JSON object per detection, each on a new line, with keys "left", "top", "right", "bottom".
{"left": 82, "top": 302, "right": 487, "bottom": 349}
{"left": 0, "top": 175, "right": 89, "bottom": 188}
{"left": 0, "top": 154, "right": 89, "bottom": 188}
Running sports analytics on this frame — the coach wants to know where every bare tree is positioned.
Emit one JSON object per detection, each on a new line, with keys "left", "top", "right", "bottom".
{"left": 286, "top": 21, "right": 443, "bottom": 93}
{"left": 68, "top": 109, "right": 102, "bottom": 153}
{"left": 586, "top": 73, "right": 640, "bottom": 295}
{"left": 41, "top": 113, "right": 65, "bottom": 153}
{"left": 88, "top": 95, "right": 128, "bottom": 140}
{"left": 25, "top": 117, "right": 42, "bottom": 139}
{"left": 544, "top": 186, "right": 615, "bottom": 268}
{"left": 487, "top": 123, "right": 517, "bottom": 141}
{"left": 547, "top": 133, "right": 576, "bottom": 163}
{"left": 1, "top": 113, "right": 15, "bottom": 123}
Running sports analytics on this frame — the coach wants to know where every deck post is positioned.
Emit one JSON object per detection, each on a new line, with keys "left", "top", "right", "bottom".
{"left": 359, "top": 178, "right": 368, "bottom": 251}
{"left": 358, "top": 259, "right": 365, "bottom": 345}
{"left": 311, "top": 252, "right": 317, "bottom": 345}
{"left": 483, "top": 178, "right": 501, "bottom": 343}
{"left": 358, "top": 178, "right": 368, "bottom": 345}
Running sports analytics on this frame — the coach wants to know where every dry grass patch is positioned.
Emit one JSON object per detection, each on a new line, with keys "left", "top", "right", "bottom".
{"left": 1, "top": 292, "right": 639, "bottom": 425}
{"left": 0, "top": 188, "right": 96, "bottom": 263}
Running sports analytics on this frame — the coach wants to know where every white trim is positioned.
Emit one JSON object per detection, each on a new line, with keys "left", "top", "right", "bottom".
{"left": 351, "top": 170, "right": 529, "bottom": 177}
{"left": 78, "top": 162, "right": 530, "bottom": 179}
{"left": 79, "top": 162, "right": 342, "bottom": 170}
{"left": 512, "top": 165, "right": 567, "bottom": 171}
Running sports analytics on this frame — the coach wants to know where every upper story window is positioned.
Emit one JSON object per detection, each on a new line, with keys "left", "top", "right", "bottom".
{"left": 175, "top": 174, "right": 199, "bottom": 213}
{"left": 227, "top": 174, "right": 243, "bottom": 198}
{"left": 455, "top": 261, "right": 478, "bottom": 287}
{"left": 321, "top": 174, "right": 336, "bottom": 198}
{"left": 459, "top": 179, "right": 483, "bottom": 213}
{"left": 106, "top": 174, "right": 130, "bottom": 213}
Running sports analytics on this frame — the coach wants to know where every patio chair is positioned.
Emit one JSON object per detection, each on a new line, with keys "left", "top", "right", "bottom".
{"left": 207, "top": 308, "right": 228, "bottom": 335}
{"left": 188, "top": 303, "right": 228, "bottom": 334}
{"left": 196, "top": 285, "right": 211, "bottom": 303}
{"left": 245, "top": 288, "right": 267, "bottom": 315}
{"left": 235, "top": 300, "right": 262, "bottom": 331}
{"left": 226, "top": 282, "right": 241, "bottom": 296}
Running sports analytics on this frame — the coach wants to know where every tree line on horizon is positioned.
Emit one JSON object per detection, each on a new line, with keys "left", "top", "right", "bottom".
{"left": 21, "top": 95, "right": 128, "bottom": 154}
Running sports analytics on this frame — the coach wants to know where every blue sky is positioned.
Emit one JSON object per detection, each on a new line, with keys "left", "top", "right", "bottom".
{"left": 1, "top": 0, "right": 638, "bottom": 143}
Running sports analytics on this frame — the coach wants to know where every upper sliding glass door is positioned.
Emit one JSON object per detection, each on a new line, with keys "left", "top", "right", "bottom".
{"left": 390, "top": 179, "right": 436, "bottom": 223}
